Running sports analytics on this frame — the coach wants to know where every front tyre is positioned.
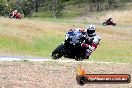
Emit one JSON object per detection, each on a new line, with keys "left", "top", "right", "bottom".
{"left": 103, "top": 22, "right": 107, "bottom": 26}
{"left": 51, "top": 44, "right": 64, "bottom": 60}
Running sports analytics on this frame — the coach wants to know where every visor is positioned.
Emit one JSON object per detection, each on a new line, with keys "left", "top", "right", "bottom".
{"left": 87, "top": 30, "right": 95, "bottom": 34}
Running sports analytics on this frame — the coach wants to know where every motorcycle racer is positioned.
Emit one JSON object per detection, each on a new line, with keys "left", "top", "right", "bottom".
{"left": 66, "top": 25, "right": 101, "bottom": 59}
{"left": 51, "top": 25, "right": 101, "bottom": 61}
{"left": 103, "top": 18, "right": 116, "bottom": 26}
{"left": 10, "top": 10, "right": 18, "bottom": 18}
{"left": 81, "top": 24, "right": 101, "bottom": 59}
{"left": 106, "top": 18, "right": 113, "bottom": 24}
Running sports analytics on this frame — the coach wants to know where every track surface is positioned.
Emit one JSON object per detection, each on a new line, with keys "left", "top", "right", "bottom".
{"left": 0, "top": 58, "right": 131, "bottom": 88}
{"left": 0, "top": 56, "right": 130, "bottom": 64}
{"left": 0, "top": 56, "right": 132, "bottom": 86}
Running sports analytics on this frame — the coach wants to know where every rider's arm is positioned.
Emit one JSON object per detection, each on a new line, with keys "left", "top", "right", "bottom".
{"left": 90, "top": 35, "right": 101, "bottom": 51}
{"left": 11, "top": 11, "right": 17, "bottom": 18}
{"left": 10, "top": 12, "right": 15, "bottom": 18}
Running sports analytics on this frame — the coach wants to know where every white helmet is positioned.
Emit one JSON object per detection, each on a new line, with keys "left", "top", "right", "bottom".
{"left": 14, "top": 10, "right": 18, "bottom": 12}
{"left": 87, "top": 24, "right": 96, "bottom": 35}
{"left": 87, "top": 24, "right": 96, "bottom": 31}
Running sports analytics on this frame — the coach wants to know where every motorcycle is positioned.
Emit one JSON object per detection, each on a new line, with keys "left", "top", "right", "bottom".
{"left": 51, "top": 30, "right": 86, "bottom": 61}
{"left": 103, "top": 20, "right": 116, "bottom": 26}
{"left": 9, "top": 12, "right": 22, "bottom": 19}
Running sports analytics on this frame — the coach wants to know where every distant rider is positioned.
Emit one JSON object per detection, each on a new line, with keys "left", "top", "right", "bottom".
{"left": 10, "top": 10, "right": 18, "bottom": 18}
{"left": 106, "top": 18, "right": 113, "bottom": 24}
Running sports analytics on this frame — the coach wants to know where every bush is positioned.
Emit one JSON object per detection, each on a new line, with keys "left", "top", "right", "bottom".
{"left": 0, "top": 0, "right": 9, "bottom": 16}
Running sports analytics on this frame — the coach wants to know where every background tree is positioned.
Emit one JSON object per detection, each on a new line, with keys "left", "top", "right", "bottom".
{"left": 0, "top": 0, "right": 131, "bottom": 18}
{"left": 51, "top": 0, "right": 64, "bottom": 18}
{"left": 0, "top": 0, "right": 9, "bottom": 15}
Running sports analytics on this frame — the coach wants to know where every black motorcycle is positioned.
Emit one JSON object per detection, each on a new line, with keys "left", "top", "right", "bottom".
{"left": 9, "top": 12, "right": 22, "bottom": 19}
{"left": 103, "top": 20, "right": 116, "bottom": 26}
{"left": 51, "top": 30, "right": 86, "bottom": 61}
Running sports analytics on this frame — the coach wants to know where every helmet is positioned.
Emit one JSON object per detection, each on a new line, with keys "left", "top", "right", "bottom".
{"left": 14, "top": 10, "right": 18, "bottom": 12}
{"left": 109, "top": 18, "right": 112, "bottom": 19}
{"left": 86, "top": 24, "right": 96, "bottom": 35}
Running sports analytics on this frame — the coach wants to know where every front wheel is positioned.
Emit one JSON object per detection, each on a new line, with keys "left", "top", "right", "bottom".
{"left": 103, "top": 22, "right": 107, "bottom": 26}
{"left": 51, "top": 44, "right": 64, "bottom": 60}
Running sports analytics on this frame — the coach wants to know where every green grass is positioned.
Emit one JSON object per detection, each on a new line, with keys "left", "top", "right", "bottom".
{"left": 32, "top": 35, "right": 64, "bottom": 57}
{"left": 0, "top": 35, "right": 64, "bottom": 57}
{"left": 31, "top": 17, "right": 75, "bottom": 24}
{"left": 1, "top": 33, "right": 131, "bottom": 63}
{"left": 0, "top": 16, "right": 132, "bottom": 63}
{"left": 89, "top": 41, "right": 132, "bottom": 63}
{"left": 32, "top": 11, "right": 52, "bottom": 18}
{"left": 0, "top": 36, "right": 31, "bottom": 51}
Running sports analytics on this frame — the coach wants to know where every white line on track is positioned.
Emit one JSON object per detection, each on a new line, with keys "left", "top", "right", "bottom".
{"left": 0, "top": 56, "right": 130, "bottom": 64}
{"left": 0, "top": 56, "right": 50, "bottom": 61}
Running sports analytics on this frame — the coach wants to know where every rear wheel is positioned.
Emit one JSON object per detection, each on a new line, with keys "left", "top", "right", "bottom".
{"left": 113, "top": 23, "right": 116, "bottom": 26}
{"left": 51, "top": 44, "right": 64, "bottom": 60}
{"left": 9, "top": 13, "right": 12, "bottom": 18}
{"left": 75, "top": 57, "right": 84, "bottom": 61}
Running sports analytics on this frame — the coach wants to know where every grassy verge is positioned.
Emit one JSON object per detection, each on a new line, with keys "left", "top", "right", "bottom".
{"left": 0, "top": 17, "right": 132, "bottom": 63}
{"left": 90, "top": 41, "right": 132, "bottom": 63}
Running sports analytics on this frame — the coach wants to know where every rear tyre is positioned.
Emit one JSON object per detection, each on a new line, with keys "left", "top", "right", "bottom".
{"left": 113, "top": 23, "right": 116, "bottom": 26}
{"left": 9, "top": 14, "right": 12, "bottom": 18}
{"left": 75, "top": 57, "right": 83, "bottom": 61}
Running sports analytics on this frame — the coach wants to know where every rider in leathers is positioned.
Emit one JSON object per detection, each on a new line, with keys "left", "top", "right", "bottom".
{"left": 68, "top": 25, "right": 101, "bottom": 60}
{"left": 80, "top": 24, "right": 101, "bottom": 59}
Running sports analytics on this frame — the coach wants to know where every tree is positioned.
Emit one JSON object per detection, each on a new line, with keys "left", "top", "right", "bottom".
{"left": 0, "top": 0, "right": 9, "bottom": 15}
{"left": 89, "top": 0, "right": 106, "bottom": 12}
{"left": 51, "top": 0, "right": 64, "bottom": 18}
{"left": 15, "top": 0, "right": 34, "bottom": 17}
{"left": 51, "top": 0, "right": 57, "bottom": 18}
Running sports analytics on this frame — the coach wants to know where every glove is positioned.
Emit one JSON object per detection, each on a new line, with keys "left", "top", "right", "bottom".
{"left": 87, "top": 45, "right": 94, "bottom": 52}
{"left": 81, "top": 43, "right": 85, "bottom": 47}
{"left": 81, "top": 43, "right": 89, "bottom": 48}
{"left": 85, "top": 44, "right": 89, "bottom": 48}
